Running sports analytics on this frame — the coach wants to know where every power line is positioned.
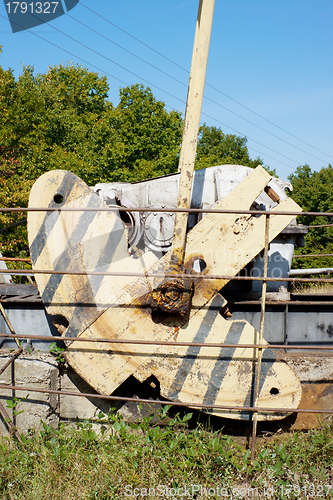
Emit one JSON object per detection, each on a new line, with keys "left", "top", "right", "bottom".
{"left": 66, "top": 7, "right": 328, "bottom": 165}
{"left": 79, "top": 2, "right": 333, "bottom": 164}
{"left": 203, "top": 94, "right": 328, "bottom": 164}
{"left": 35, "top": 16, "right": 301, "bottom": 169}
{"left": 200, "top": 111, "right": 297, "bottom": 170}
{"left": 2, "top": 4, "right": 325, "bottom": 170}
{"left": 0, "top": 14, "right": 128, "bottom": 86}
{"left": 26, "top": 13, "right": 187, "bottom": 106}
{"left": 79, "top": 2, "right": 187, "bottom": 74}
{"left": 50, "top": 8, "right": 318, "bottom": 169}
{"left": 0, "top": 13, "right": 297, "bottom": 171}
{"left": 64, "top": 9, "right": 187, "bottom": 91}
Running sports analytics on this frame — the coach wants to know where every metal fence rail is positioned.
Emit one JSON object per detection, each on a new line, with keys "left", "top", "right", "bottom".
{"left": 0, "top": 204, "right": 332, "bottom": 460}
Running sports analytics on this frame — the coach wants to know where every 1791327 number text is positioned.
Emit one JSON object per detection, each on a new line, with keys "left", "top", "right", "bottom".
{"left": 5, "top": 2, "right": 59, "bottom": 14}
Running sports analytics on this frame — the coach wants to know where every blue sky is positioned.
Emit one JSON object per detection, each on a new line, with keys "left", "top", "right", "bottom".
{"left": 0, "top": 0, "right": 332, "bottom": 181}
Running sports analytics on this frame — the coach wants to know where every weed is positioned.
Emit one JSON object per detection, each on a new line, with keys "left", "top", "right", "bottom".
{"left": 0, "top": 411, "right": 333, "bottom": 499}
{"left": 5, "top": 397, "right": 25, "bottom": 418}
{"left": 48, "top": 342, "right": 66, "bottom": 366}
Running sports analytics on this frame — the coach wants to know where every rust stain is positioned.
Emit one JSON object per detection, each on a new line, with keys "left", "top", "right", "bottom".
{"left": 129, "top": 325, "right": 137, "bottom": 336}
{"left": 293, "top": 382, "right": 333, "bottom": 430}
{"left": 264, "top": 185, "right": 280, "bottom": 203}
{"left": 150, "top": 277, "right": 194, "bottom": 316}
{"left": 232, "top": 216, "right": 254, "bottom": 236}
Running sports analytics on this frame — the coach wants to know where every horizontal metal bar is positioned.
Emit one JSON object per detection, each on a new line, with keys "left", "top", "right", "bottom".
{"left": 0, "top": 206, "right": 332, "bottom": 217}
{"left": 7, "top": 253, "right": 331, "bottom": 265}
{"left": 290, "top": 268, "right": 333, "bottom": 276}
{"left": 1, "top": 332, "right": 333, "bottom": 351}
{"left": 0, "top": 399, "right": 23, "bottom": 443}
{"left": 0, "top": 382, "right": 332, "bottom": 415}
{"left": 230, "top": 300, "right": 333, "bottom": 306}
{"left": 307, "top": 224, "right": 333, "bottom": 229}
{"left": 3, "top": 254, "right": 329, "bottom": 264}
{"left": 1, "top": 215, "right": 331, "bottom": 228}
{"left": 6, "top": 298, "right": 331, "bottom": 306}
{"left": 0, "top": 267, "right": 333, "bottom": 283}
{"left": 0, "top": 257, "right": 31, "bottom": 263}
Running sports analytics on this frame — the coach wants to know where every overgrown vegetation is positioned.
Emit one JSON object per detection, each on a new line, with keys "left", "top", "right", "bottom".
{"left": 289, "top": 164, "right": 333, "bottom": 271}
{"left": 0, "top": 407, "right": 333, "bottom": 499}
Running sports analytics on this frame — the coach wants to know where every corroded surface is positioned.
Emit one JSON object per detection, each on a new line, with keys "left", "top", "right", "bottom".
{"left": 28, "top": 167, "right": 303, "bottom": 420}
{"left": 150, "top": 277, "right": 194, "bottom": 316}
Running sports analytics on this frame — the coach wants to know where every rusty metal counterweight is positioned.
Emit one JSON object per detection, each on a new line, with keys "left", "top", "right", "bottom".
{"left": 1, "top": 186, "right": 332, "bottom": 461}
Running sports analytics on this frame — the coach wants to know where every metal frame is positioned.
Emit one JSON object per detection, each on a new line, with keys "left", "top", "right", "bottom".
{"left": 0, "top": 205, "right": 332, "bottom": 459}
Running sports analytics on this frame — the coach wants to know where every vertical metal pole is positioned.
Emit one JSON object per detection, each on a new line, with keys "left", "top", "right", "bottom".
{"left": 284, "top": 303, "right": 288, "bottom": 354}
{"left": 0, "top": 303, "right": 23, "bottom": 441}
{"left": 251, "top": 214, "right": 270, "bottom": 463}
{"left": 0, "top": 302, "right": 22, "bottom": 349}
{"left": 0, "top": 399, "right": 23, "bottom": 443}
{"left": 170, "top": 0, "right": 215, "bottom": 271}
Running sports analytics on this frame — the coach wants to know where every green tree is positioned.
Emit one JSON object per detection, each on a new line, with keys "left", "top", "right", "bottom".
{"left": 0, "top": 51, "right": 277, "bottom": 267}
{"left": 0, "top": 62, "right": 184, "bottom": 260}
{"left": 288, "top": 164, "right": 333, "bottom": 269}
{"left": 195, "top": 124, "right": 264, "bottom": 170}
{"left": 104, "top": 84, "right": 183, "bottom": 182}
{"left": 0, "top": 60, "right": 114, "bottom": 261}
{"left": 0, "top": 147, "right": 32, "bottom": 266}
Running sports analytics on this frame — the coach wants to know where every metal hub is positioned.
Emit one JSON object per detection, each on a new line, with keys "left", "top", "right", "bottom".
{"left": 150, "top": 277, "right": 194, "bottom": 316}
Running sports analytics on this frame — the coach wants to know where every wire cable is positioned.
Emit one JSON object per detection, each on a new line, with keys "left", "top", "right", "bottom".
{"left": 79, "top": 2, "right": 333, "bottom": 164}
{"left": 0, "top": 13, "right": 315, "bottom": 171}
{"left": 200, "top": 110, "right": 298, "bottom": 168}
{"left": 34, "top": 15, "right": 303, "bottom": 168}
{"left": 66, "top": 6, "right": 331, "bottom": 166}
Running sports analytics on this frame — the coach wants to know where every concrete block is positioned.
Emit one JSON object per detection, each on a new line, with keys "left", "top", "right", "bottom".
{"left": 60, "top": 366, "right": 163, "bottom": 425}
{"left": 4, "top": 350, "right": 333, "bottom": 436}
{"left": 60, "top": 366, "right": 112, "bottom": 423}
{"left": 0, "top": 352, "right": 60, "bottom": 436}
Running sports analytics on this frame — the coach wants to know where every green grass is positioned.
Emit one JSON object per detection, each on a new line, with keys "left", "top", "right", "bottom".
{"left": 291, "top": 280, "right": 333, "bottom": 295}
{"left": 1, "top": 408, "right": 333, "bottom": 499}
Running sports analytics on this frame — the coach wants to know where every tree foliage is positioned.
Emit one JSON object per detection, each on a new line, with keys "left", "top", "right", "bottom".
{"left": 0, "top": 61, "right": 183, "bottom": 260}
{"left": 288, "top": 164, "right": 333, "bottom": 270}
{"left": 0, "top": 50, "right": 269, "bottom": 265}
{"left": 196, "top": 124, "right": 263, "bottom": 170}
